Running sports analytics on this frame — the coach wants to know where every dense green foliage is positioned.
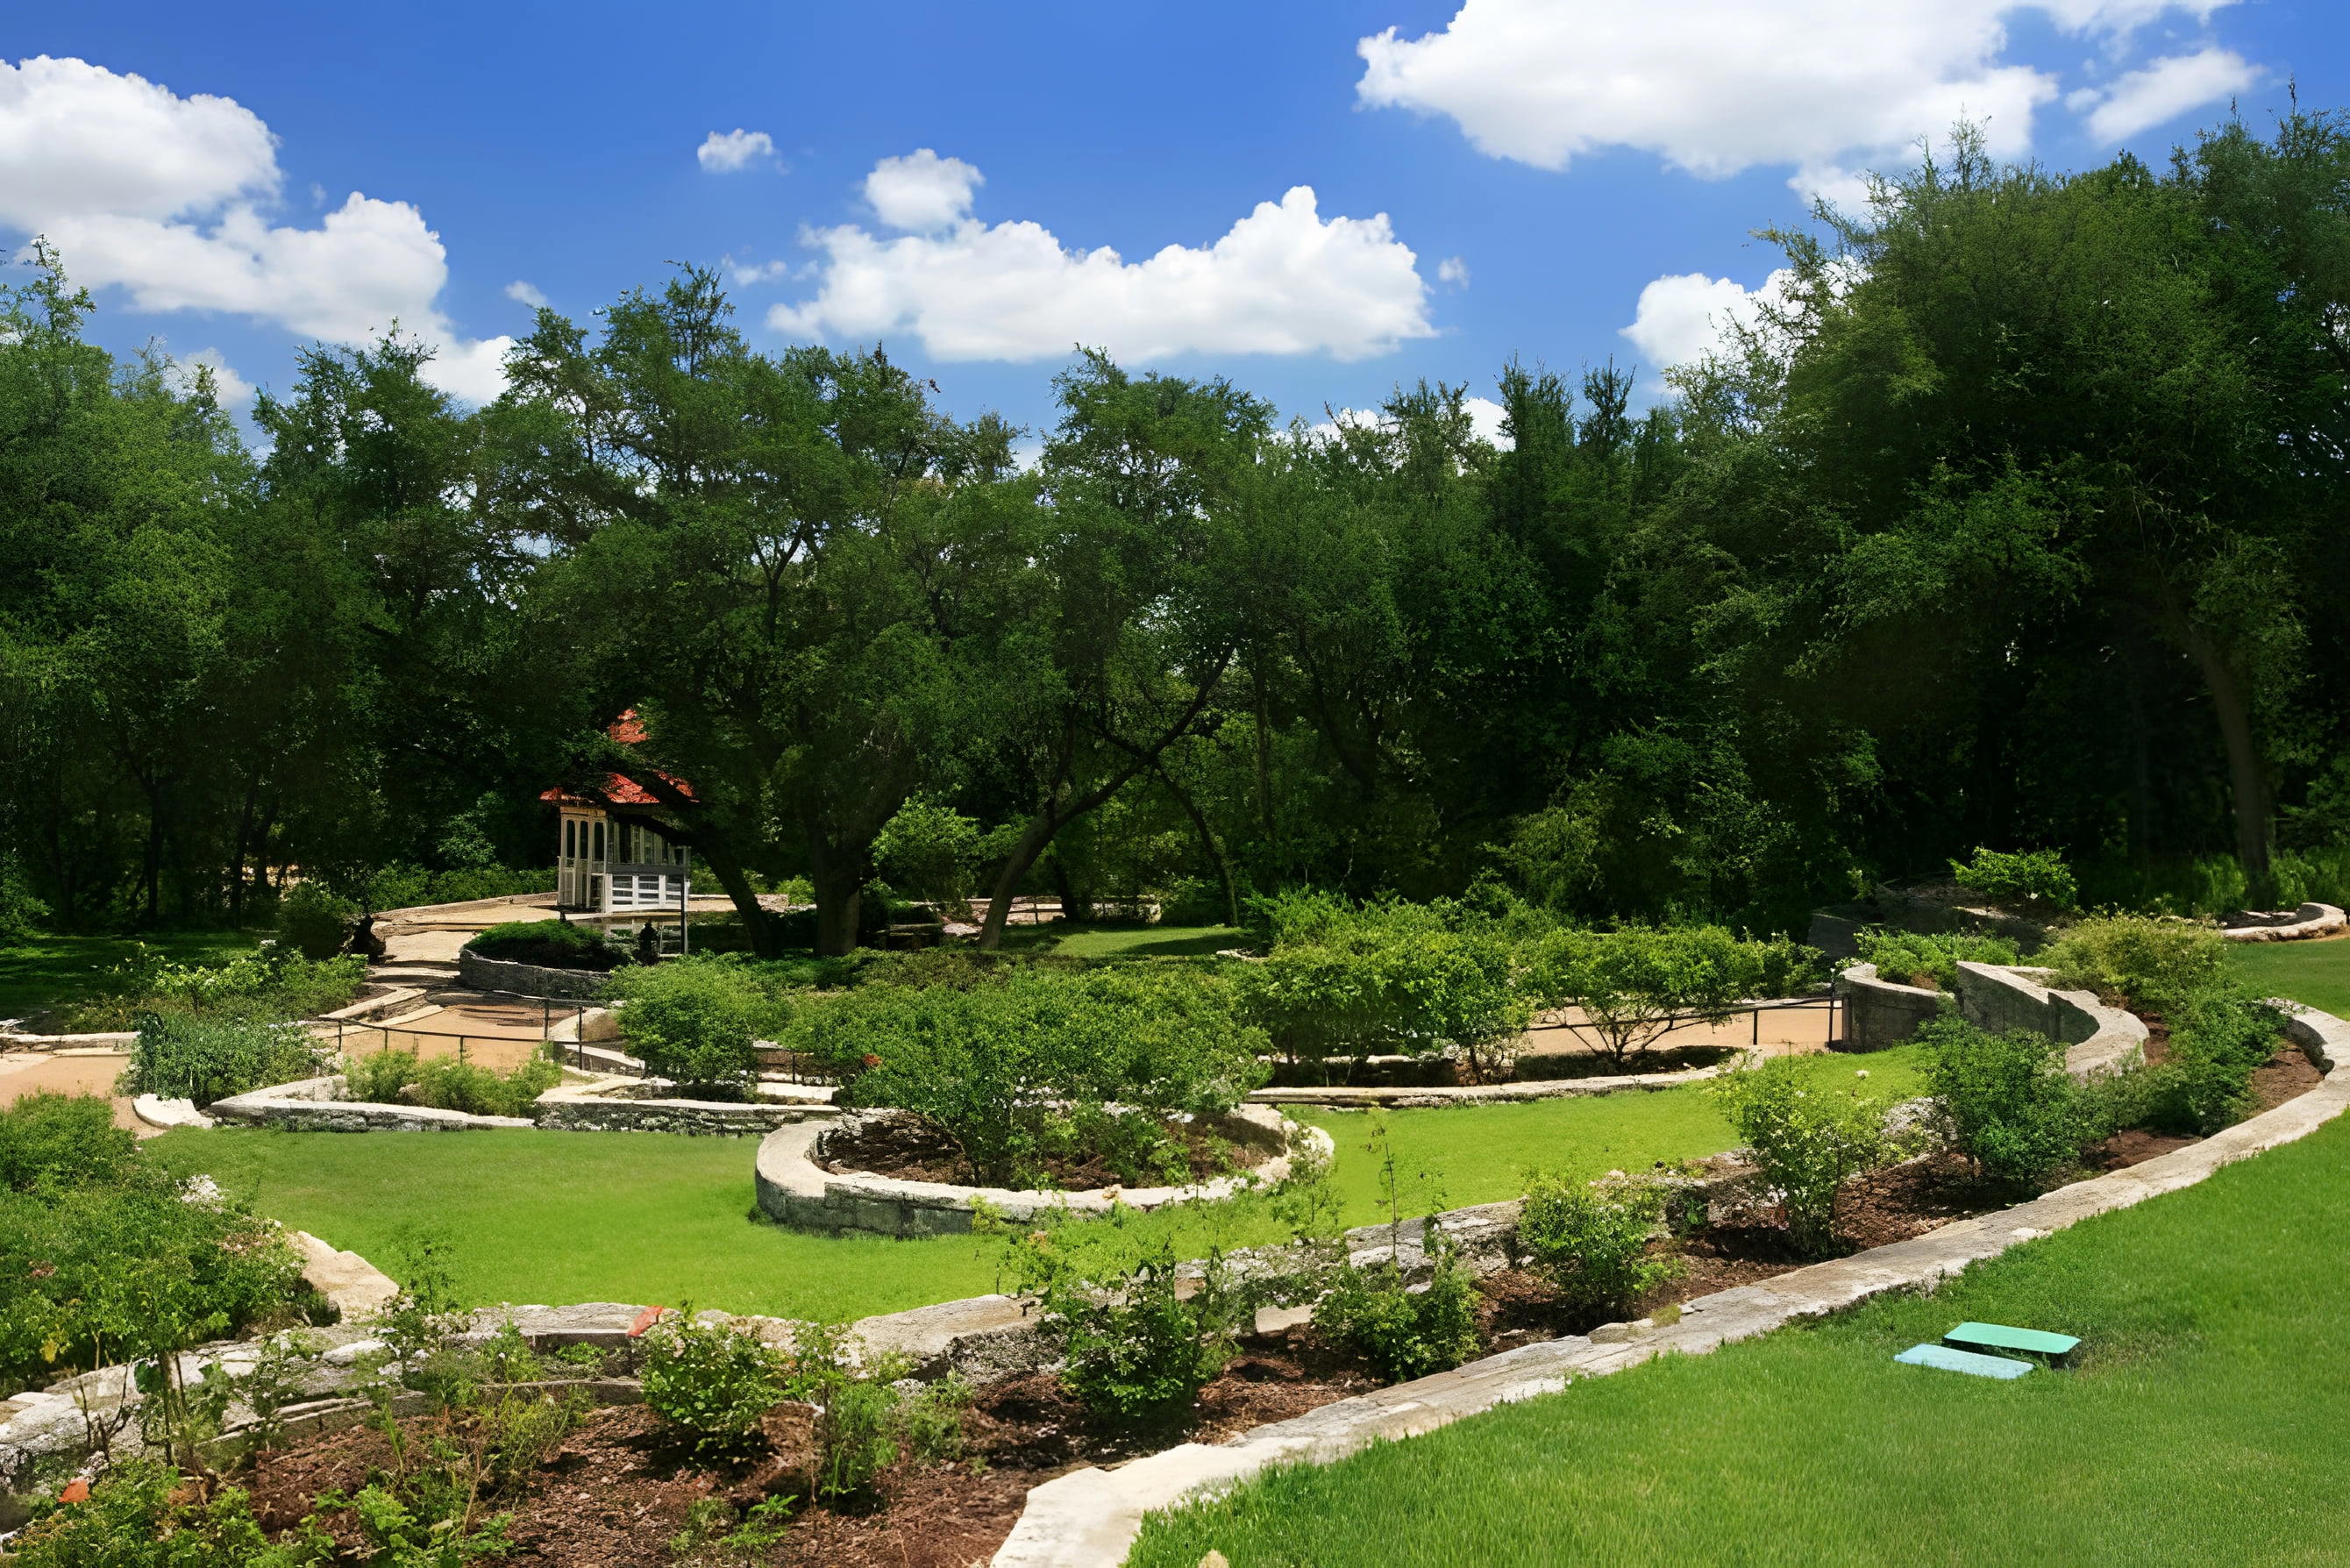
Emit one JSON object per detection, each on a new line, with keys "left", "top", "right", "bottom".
{"left": 61, "top": 948, "right": 366, "bottom": 1031}
{"left": 1523, "top": 923, "right": 1807, "bottom": 1063}
{"left": 1712, "top": 1057, "right": 1898, "bottom": 1255}
{"left": 1851, "top": 928, "right": 2022, "bottom": 990}
{"left": 793, "top": 963, "right": 1269, "bottom": 1184}
{"left": 122, "top": 1013, "right": 321, "bottom": 1106}
{"left": 1919, "top": 1018, "right": 2096, "bottom": 1190}
{"left": 464, "top": 919, "right": 624, "bottom": 971}
{"left": 12, "top": 107, "right": 2350, "bottom": 954}
{"left": 342, "top": 1049, "right": 562, "bottom": 1118}
{"left": 1948, "top": 847, "right": 2078, "bottom": 910}
{"left": 602, "top": 955, "right": 790, "bottom": 1093}
{"left": 0, "top": 1090, "right": 136, "bottom": 1191}
{"left": 1516, "top": 1171, "right": 1684, "bottom": 1316}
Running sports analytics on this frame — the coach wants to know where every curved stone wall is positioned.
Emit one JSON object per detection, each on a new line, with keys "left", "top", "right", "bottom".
{"left": 456, "top": 948, "right": 613, "bottom": 1001}
{"left": 1953, "top": 961, "right": 2147, "bottom": 1076}
{"left": 1835, "top": 963, "right": 1949, "bottom": 1051}
{"left": 2222, "top": 902, "right": 2347, "bottom": 943}
{"left": 756, "top": 1106, "right": 1334, "bottom": 1237}
{"left": 209, "top": 1074, "right": 534, "bottom": 1131}
{"left": 535, "top": 1077, "right": 834, "bottom": 1135}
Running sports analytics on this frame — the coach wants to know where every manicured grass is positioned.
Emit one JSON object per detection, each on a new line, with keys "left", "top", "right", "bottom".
{"left": 147, "top": 1046, "right": 1924, "bottom": 1320}
{"left": 1131, "top": 1108, "right": 2350, "bottom": 1568}
{"left": 0, "top": 928, "right": 265, "bottom": 1023}
{"left": 2229, "top": 936, "right": 2350, "bottom": 1018}
{"left": 1002, "top": 922, "right": 1247, "bottom": 959}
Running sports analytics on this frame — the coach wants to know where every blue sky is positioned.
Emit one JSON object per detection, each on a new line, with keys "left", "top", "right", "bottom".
{"left": 6, "top": 1, "right": 2341, "bottom": 440}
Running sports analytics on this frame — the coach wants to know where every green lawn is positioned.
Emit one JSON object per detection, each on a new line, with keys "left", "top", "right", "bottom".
{"left": 1132, "top": 1108, "right": 2350, "bottom": 1568}
{"left": 148, "top": 1046, "right": 1924, "bottom": 1321}
{"left": 1001, "top": 921, "right": 1247, "bottom": 959}
{"left": 2230, "top": 936, "right": 2350, "bottom": 1018}
{"left": 0, "top": 928, "right": 266, "bottom": 1023}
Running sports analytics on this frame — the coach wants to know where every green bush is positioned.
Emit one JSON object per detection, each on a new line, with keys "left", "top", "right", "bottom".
{"left": 122, "top": 1013, "right": 319, "bottom": 1107}
{"left": 0, "top": 852, "right": 48, "bottom": 944}
{"left": 0, "top": 1166, "right": 310, "bottom": 1398}
{"left": 466, "top": 919, "right": 627, "bottom": 972}
{"left": 1949, "top": 846, "right": 2078, "bottom": 909}
{"left": 2040, "top": 913, "right": 2233, "bottom": 1015}
{"left": 605, "top": 955, "right": 790, "bottom": 1094}
{"left": 5, "top": 1460, "right": 323, "bottom": 1568}
{"left": 341, "top": 1050, "right": 561, "bottom": 1118}
{"left": 2153, "top": 991, "right": 2288, "bottom": 1133}
{"left": 0, "top": 1092, "right": 137, "bottom": 1191}
{"left": 1517, "top": 1172, "right": 1682, "bottom": 1317}
{"left": 1522, "top": 924, "right": 1791, "bottom": 1065}
{"left": 1712, "top": 1057, "right": 1895, "bottom": 1256}
{"left": 1853, "top": 929, "right": 2021, "bottom": 991}
{"left": 274, "top": 880, "right": 356, "bottom": 960}
{"left": 363, "top": 862, "right": 558, "bottom": 911}
{"left": 63, "top": 949, "right": 366, "bottom": 1031}
{"left": 639, "top": 1308, "right": 788, "bottom": 1456}
{"left": 1919, "top": 1017, "right": 2092, "bottom": 1191}
{"left": 1238, "top": 894, "right": 1530, "bottom": 1080}
{"left": 1312, "top": 1244, "right": 1483, "bottom": 1384}
{"left": 793, "top": 963, "right": 1268, "bottom": 1186}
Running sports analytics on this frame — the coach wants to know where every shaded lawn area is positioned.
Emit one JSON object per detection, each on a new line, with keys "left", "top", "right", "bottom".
{"left": 2230, "top": 935, "right": 2350, "bottom": 1018}
{"left": 999, "top": 922, "right": 1246, "bottom": 960}
{"left": 1131, "top": 1109, "right": 2350, "bottom": 1568}
{"left": 148, "top": 1046, "right": 1925, "bottom": 1321}
{"left": 0, "top": 928, "right": 265, "bottom": 1023}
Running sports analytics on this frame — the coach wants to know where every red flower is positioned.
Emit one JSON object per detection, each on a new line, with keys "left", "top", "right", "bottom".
{"left": 861, "top": 1054, "right": 882, "bottom": 1069}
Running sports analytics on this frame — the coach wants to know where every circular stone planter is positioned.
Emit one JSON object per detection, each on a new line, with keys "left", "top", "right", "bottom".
{"left": 754, "top": 1106, "right": 1334, "bottom": 1237}
{"left": 456, "top": 947, "right": 616, "bottom": 1001}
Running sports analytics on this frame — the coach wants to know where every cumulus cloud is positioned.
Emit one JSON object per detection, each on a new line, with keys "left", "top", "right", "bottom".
{"left": 1356, "top": 1, "right": 2243, "bottom": 193}
{"left": 505, "top": 279, "right": 549, "bottom": 308}
{"left": 1437, "top": 255, "right": 1470, "bottom": 287}
{"left": 2071, "top": 46, "right": 2255, "bottom": 141}
{"left": 1620, "top": 268, "right": 1799, "bottom": 369}
{"left": 772, "top": 160, "right": 1435, "bottom": 363}
{"left": 865, "top": 149, "right": 983, "bottom": 232}
{"left": 696, "top": 128, "right": 777, "bottom": 173}
{"left": 1309, "top": 394, "right": 1513, "bottom": 449}
{"left": 167, "top": 346, "right": 253, "bottom": 406}
{"left": 0, "top": 55, "right": 511, "bottom": 402}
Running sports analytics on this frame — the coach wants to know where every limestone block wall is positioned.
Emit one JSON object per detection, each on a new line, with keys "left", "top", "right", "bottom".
{"left": 535, "top": 1078, "right": 833, "bottom": 1135}
{"left": 1835, "top": 963, "right": 1949, "bottom": 1050}
{"left": 208, "top": 1074, "right": 533, "bottom": 1132}
{"left": 456, "top": 949, "right": 612, "bottom": 1001}
{"left": 1953, "top": 961, "right": 2147, "bottom": 1075}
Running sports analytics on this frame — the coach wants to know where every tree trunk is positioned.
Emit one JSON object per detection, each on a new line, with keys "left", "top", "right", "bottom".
{"left": 1050, "top": 852, "right": 1092, "bottom": 923}
{"left": 974, "top": 813, "right": 1060, "bottom": 950}
{"left": 695, "top": 843, "right": 780, "bottom": 959}
{"left": 2190, "top": 637, "right": 2275, "bottom": 907}
{"left": 1157, "top": 765, "right": 1239, "bottom": 926}
{"left": 808, "top": 853, "right": 866, "bottom": 957}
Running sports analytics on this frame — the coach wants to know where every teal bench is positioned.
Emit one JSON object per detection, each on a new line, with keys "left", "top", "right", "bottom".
{"left": 1894, "top": 1343, "right": 2035, "bottom": 1380}
{"left": 1944, "top": 1322, "right": 2080, "bottom": 1363}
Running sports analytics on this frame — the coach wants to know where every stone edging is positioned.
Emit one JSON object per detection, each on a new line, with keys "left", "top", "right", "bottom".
{"left": 1955, "top": 962, "right": 2146, "bottom": 1076}
{"left": 455, "top": 948, "right": 614, "bottom": 1001}
{"left": 209, "top": 1074, "right": 535, "bottom": 1132}
{"left": 1836, "top": 963, "right": 1948, "bottom": 1050}
{"left": 1245, "top": 1064, "right": 1724, "bottom": 1108}
{"left": 134, "top": 1093, "right": 213, "bottom": 1130}
{"left": 2222, "top": 902, "right": 2347, "bottom": 942}
{"left": 535, "top": 1076, "right": 835, "bottom": 1135}
{"left": 984, "top": 998, "right": 2349, "bottom": 1567}
{"left": 756, "top": 1107, "right": 1335, "bottom": 1236}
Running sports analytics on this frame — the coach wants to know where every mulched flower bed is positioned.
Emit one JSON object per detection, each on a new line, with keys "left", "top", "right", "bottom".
{"left": 820, "top": 1112, "right": 1272, "bottom": 1189}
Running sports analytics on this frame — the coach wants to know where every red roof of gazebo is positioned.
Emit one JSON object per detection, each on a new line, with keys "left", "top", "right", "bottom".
{"left": 539, "top": 711, "right": 696, "bottom": 807}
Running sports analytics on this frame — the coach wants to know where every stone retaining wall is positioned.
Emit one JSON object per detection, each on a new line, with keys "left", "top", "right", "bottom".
{"left": 535, "top": 1077, "right": 834, "bottom": 1135}
{"left": 1954, "top": 961, "right": 2147, "bottom": 1075}
{"left": 2221, "top": 902, "right": 2347, "bottom": 942}
{"left": 1836, "top": 963, "right": 1949, "bottom": 1050}
{"left": 456, "top": 948, "right": 613, "bottom": 1001}
{"left": 208, "top": 1074, "right": 533, "bottom": 1132}
{"left": 757, "top": 1106, "right": 1334, "bottom": 1237}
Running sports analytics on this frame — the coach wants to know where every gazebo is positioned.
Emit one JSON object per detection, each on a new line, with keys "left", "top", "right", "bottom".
{"left": 539, "top": 712, "right": 694, "bottom": 915}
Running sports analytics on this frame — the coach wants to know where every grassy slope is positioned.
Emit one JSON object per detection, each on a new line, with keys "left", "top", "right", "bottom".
{"left": 1132, "top": 1110, "right": 2350, "bottom": 1568}
{"left": 1000, "top": 922, "right": 1246, "bottom": 959}
{"left": 0, "top": 929, "right": 265, "bottom": 1022}
{"left": 148, "top": 1047, "right": 1925, "bottom": 1321}
{"left": 2229, "top": 936, "right": 2350, "bottom": 1018}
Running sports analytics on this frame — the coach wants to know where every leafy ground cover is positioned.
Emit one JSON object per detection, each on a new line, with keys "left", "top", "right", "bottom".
{"left": 0, "top": 928, "right": 266, "bottom": 1023}
{"left": 2228, "top": 936, "right": 2350, "bottom": 1019}
{"left": 146, "top": 1047, "right": 1926, "bottom": 1321}
{"left": 1130, "top": 1109, "right": 2350, "bottom": 1568}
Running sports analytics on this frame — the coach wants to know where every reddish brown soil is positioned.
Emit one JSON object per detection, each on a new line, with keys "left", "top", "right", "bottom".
{"left": 822, "top": 1113, "right": 1268, "bottom": 1189}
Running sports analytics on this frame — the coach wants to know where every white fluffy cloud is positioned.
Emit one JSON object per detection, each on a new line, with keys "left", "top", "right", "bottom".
{"left": 1620, "top": 268, "right": 1798, "bottom": 369}
{"left": 0, "top": 55, "right": 511, "bottom": 402}
{"left": 1437, "top": 255, "right": 1470, "bottom": 287}
{"left": 696, "top": 128, "right": 777, "bottom": 173}
{"left": 1309, "top": 395, "right": 1513, "bottom": 449}
{"left": 505, "top": 279, "right": 549, "bottom": 308}
{"left": 167, "top": 346, "right": 253, "bottom": 406}
{"left": 2072, "top": 47, "right": 2256, "bottom": 141}
{"left": 1357, "top": 1, "right": 2244, "bottom": 193}
{"left": 772, "top": 161, "right": 1435, "bottom": 363}
{"left": 864, "top": 149, "right": 982, "bottom": 232}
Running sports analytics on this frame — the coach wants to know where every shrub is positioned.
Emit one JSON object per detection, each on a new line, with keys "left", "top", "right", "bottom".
{"left": 1238, "top": 895, "right": 1530, "bottom": 1080}
{"left": 639, "top": 1308, "right": 788, "bottom": 1455}
{"left": 2040, "top": 914, "right": 2232, "bottom": 1015}
{"left": 793, "top": 963, "right": 1267, "bottom": 1186}
{"left": 274, "top": 880, "right": 356, "bottom": 960}
{"left": 122, "top": 1013, "right": 319, "bottom": 1107}
{"left": 1852, "top": 928, "right": 2021, "bottom": 991}
{"left": 340, "top": 1050, "right": 561, "bottom": 1118}
{"left": 1517, "top": 1172, "right": 1683, "bottom": 1317}
{"left": 1919, "top": 1016, "right": 2091, "bottom": 1191}
{"left": 466, "top": 919, "right": 626, "bottom": 972}
{"left": 0, "top": 852, "right": 48, "bottom": 944}
{"left": 2152, "top": 990, "right": 2288, "bottom": 1134}
{"left": 1522, "top": 924, "right": 1790, "bottom": 1065}
{"left": 605, "top": 955, "right": 790, "bottom": 1094}
{"left": 1059, "top": 1250, "right": 1240, "bottom": 1421}
{"left": 362, "top": 862, "right": 558, "bottom": 911}
{"left": 64, "top": 950, "right": 367, "bottom": 1031}
{"left": 0, "top": 1092, "right": 137, "bottom": 1191}
{"left": 1949, "top": 846, "right": 2078, "bottom": 909}
{"left": 5, "top": 1460, "right": 321, "bottom": 1568}
{"left": 1711, "top": 1057, "right": 1895, "bottom": 1256}
{"left": 1311, "top": 1244, "right": 1483, "bottom": 1384}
